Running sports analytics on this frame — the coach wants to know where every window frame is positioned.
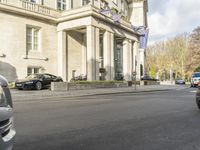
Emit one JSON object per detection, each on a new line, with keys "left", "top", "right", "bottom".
{"left": 26, "top": 0, "right": 37, "bottom": 3}
{"left": 82, "top": 0, "right": 90, "bottom": 6}
{"left": 113, "top": 0, "right": 118, "bottom": 6}
{"left": 27, "top": 67, "right": 41, "bottom": 76}
{"left": 26, "top": 25, "right": 40, "bottom": 52}
{"left": 57, "top": 0, "right": 66, "bottom": 11}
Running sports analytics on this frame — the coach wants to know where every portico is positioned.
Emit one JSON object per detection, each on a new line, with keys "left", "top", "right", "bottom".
{"left": 57, "top": 16, "right": 139, "bottom": 81}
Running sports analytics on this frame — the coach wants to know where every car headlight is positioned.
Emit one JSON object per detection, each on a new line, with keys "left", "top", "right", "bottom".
{"left": 0, "top": 86, "right": 6, "bottom": 106}
{"left": 26, "top": 81, "right": 34, "bottom": 84}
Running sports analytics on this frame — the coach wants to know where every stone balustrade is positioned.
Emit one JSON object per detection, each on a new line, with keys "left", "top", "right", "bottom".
{"left": 0, "top": 0, "right": 7, "bottom": 4}
{"left": 21, "top": 0, "right": 50, "bottom": 15}
{"left": 0, "top": 0, "right": 60, "bottom": 17}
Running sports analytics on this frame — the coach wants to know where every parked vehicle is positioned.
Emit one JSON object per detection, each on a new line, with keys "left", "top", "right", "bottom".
{"left": 191, "top": 72, "right": 200, "bottom": 87}
{"left": 0, "top": 75, "right": 16, "bottom": 150}
{"left": 141, "top": 75, "right": 158, "bottom": 81}
{"left": 195, "top": 82, "right": 200, "bottom": 109}
{"left": 15, "top": 73, "right": 63, "bottom": 90}
{"left": 175, "top": 78, "right": 185, "bottom": 84}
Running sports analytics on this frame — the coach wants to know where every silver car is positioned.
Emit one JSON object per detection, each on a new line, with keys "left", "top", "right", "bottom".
{"left": 0, "top": 75, "right": 16, "bottom": 150}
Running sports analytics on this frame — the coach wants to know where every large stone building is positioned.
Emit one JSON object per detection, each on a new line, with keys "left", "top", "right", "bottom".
{"left": 0, "top": 0, "right": 148, "bottom": 82}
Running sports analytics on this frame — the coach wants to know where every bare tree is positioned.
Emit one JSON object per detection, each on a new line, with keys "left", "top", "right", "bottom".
{"left": 146, "top": 34, "right": 189, "bottom": 81}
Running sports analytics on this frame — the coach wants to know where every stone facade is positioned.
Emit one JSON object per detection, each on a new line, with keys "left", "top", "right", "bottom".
{"left": 0, "top": 0, "right": 148, "bottom": 82}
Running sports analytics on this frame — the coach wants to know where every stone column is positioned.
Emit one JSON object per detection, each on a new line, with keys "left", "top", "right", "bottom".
{"left": 86, "top": 25, "right": 100, "bottom": 81}
{"left": 139, "top": 48, "right": 145, "bottom": 77}
{"left": 57, "top": 31, "right": 67, "bottom": 81}
{"left": 123, "top": 39, "right": 132, "bottom": 81}
{"left": 95, "top": 28, "right": 100, "bottom": 80}
{"left": 82, "top": 34, "right": 87, "bottom": 76}
{"left": 103, "top": 31, "right": 114, "bottom": 80}
{"left": 133, "top": 41, "right": 141, "bottom": 80}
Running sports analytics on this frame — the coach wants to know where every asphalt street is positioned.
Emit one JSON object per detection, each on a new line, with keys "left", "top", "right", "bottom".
{"left": 13, "top": 86, "right": 200, "bottom": 150}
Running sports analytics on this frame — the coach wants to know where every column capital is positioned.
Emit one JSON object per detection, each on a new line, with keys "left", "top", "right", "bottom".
{"left": 123, "top": 38, "right": 132, "bottom": 44}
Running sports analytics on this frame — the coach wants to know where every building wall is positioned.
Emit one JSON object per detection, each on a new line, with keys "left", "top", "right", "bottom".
{"left": 67, "top": 31, "right": 84, "bottom": 81}
{"left": 0, "top": 12, "right": 58, "bottom": 81}
{"left": 129, "top": 1, "right": 147, "bottom": 26}
{"left": 72, "top": 0, "right": 82, "bottom": 9}
{"left": 43, "top": 0, "right": 56, "bottom": 9}
{"left": 0, "top": 0, "right": 148, "bottom": 82}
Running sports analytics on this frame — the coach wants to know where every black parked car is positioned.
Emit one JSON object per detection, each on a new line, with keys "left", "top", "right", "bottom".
{"left": 15, "top": 73, "right": 63, "bottom": 90}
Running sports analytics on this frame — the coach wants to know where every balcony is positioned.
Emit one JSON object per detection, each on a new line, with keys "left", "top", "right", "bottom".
{"left": 0, "top": 0, "right": 132, "bottom": 31}
{"left": 0, "top": 0, "right": 60, "bottom": 18}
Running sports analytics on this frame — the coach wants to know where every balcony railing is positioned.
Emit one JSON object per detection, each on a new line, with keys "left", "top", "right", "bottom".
{"left": 0, "top": 0, "right": 60, "bottom": 17}
{"left": 0, "top": 0, "right": 7, "bottom": 4}
{"left": 21, "top": 0, "right": 50, "bottom": 15}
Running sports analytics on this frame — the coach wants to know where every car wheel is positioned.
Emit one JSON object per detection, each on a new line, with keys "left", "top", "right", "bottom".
{"left": 35, "top": 82, "right": 42, "bottom": 90}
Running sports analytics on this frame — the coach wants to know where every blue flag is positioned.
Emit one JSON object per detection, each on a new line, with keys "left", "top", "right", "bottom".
{"left": 132, "top": 25, "right": 149, "bottom": 49}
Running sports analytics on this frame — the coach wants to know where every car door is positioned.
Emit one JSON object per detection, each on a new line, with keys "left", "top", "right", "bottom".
{"left": 0, "top": 76, "right": 16, "bottom": 150}
{"left": 43, "top": 74, "right": 52, "bottom": 86}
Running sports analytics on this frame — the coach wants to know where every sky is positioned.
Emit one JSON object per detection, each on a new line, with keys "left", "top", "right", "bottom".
{"left": 148, "top": 0, "right": 200, "bottom": 45}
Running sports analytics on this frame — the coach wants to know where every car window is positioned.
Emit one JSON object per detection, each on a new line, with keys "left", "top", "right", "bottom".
{"left": 192, "top": 73, "right": 200, "bottom": 78}
{"left": 43, "top": 74, "right": 51, "bottom": 79}
{"left": 51, "top": 75, "right": 56, "bottom": 79}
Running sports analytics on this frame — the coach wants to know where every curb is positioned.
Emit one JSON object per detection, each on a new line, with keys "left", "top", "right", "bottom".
{"left": 12, "top": 88, "right": 173, "bottom": 102}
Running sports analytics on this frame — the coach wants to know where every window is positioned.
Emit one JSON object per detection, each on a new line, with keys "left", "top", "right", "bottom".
{"left": 26, "top": 0, "right": 37, "bottom": 3}
{"left": 26, "top": 26, "right": 40, "bottom": 51}
{"left": 121, "top": 0, "right": 124, "bottom": 12}
{"left": 57, "top": 0, "right": 66, "bottom": 10}
{"left": 124, "top": 1, "right": 128, "bottom": 17}
{"left": 113, "top": 0, "right": 118, "bottom": 5}
{"left": 27, "top": 67, "right": 40, "bottom": 76}
{"left": 43, "top": 74, "right": 52, "bottom": 79}
{"left": 82, "top": 0, "right": 90, "bottom": 6}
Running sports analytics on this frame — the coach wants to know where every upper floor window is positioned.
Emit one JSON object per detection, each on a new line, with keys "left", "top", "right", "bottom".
{"left": 26, "top": 26, "right": 40, "bottom": 52}
{"left": 57, "top": 0, "right": 66, "bottom": 11}
{"left": 26, "top": 0, "right": 44, "bottom": 5}
{"left": 121, "top": 0, "right": 125, "bottom": 11}
{"left": 113, "top": 0, "right": 118, "bottom": 5}
{"left": 27, "top": 0, "right": 37, "bottom": 3}
{"left": 124, "top": 1, "right": 128, "bottom": 17}
{"left": 82, "top": 0, "right": 90, "bottom": 6}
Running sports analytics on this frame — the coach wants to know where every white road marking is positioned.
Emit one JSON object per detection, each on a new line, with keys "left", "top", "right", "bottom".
{"left": 190, "top": 90, "right": 197, "bottom": 93}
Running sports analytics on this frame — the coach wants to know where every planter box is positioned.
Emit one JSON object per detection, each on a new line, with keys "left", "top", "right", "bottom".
{"left": 140, "top": 80, "right": 160, "bottom": 85}
{"left": 51, "top": 82, "right": 128, "bottom": 91}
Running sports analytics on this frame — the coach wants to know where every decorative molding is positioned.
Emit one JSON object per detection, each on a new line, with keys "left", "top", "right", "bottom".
{"left": 22, "top": 55, "right": 48, "bottom": 61}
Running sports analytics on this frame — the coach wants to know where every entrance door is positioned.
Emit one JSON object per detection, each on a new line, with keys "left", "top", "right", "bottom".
{"left": 114, "top": 38, "right": 123, "bottom": 80}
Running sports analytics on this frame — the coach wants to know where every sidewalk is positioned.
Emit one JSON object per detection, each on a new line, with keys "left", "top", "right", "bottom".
{"left": 11, "top": 85, "right": 189, "bottom": 102}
